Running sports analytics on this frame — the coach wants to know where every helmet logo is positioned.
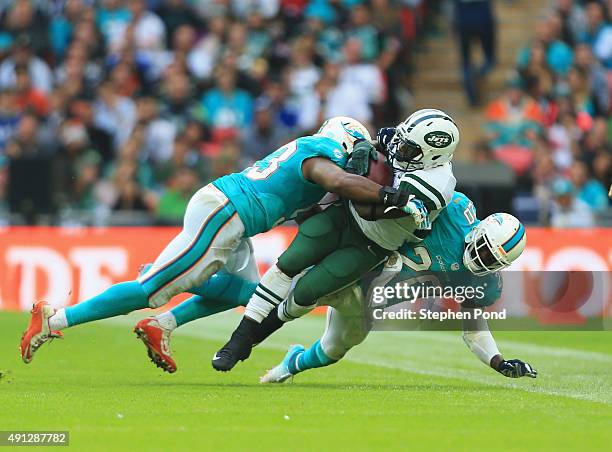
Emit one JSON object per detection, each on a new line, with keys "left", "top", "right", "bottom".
{"left": 424, "top": 131, "right": 452, "bottom": 148}
{"left": 490, "top": 213, "right": 504, "bottom": 225}
{"left": 341, "top": 121, "right": 366, "bottom": 140}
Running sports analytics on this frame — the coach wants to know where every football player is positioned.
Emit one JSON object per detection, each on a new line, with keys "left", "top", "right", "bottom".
{"left": 20, "top": 117, "right": 422, "bottom": 363}
{"left": 212, "top": 109, "right": 460, "bottom": 372}
{"left": 260, "top": 192, "right": 537, "bottom": 383}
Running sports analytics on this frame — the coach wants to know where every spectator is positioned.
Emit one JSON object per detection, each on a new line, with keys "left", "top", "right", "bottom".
{"left": 453, "top": 0, "right": 496, "bottom": 105}
{"left": 0, "top": 0, "right": 429, "bottom": 225}
{"left": 201, "top": 67, "right": 254, "bottom": 133}
{"left": 1, "top": 0, "right": 49, "bottom": 54}
{"left": 0, "top": 35, "right": 53, "bottom": 93}
{"left": 156, "top": 166, "right": 198, "bottom": 224}
{"left": 573, "top": 43, "right": 609, "bottom": 115}
{"left": 156, "top": 0, "right": 202, "bottom": 48}
{"left": 242, "top": 96, "right": 289, "bottom": 165}
{"left": 549, "top": 178, "right": 596, "bottom": 227}
{"left": 49, "top": 0, "right": 86, "bottom": 58}
{"left": 135, "top": 96, "right": 176, "bottom": 164}
{"left": 93, "top": 79, "right": 136, "bottom": 148}
{"left": 4, "top": 113, "right": 55, "bottom": 159}
{"left": 96, "top": 0, "right": 131, "bottom": 55}
{"left": 566, "top": 65, "right": 595, "bottom": 117}
{"left": 0, "top": 88, "right": 20, "bottom": 152}
{"left": 13, "top": 65, "right": 49, "bottom": 117}
{"left": 325, "top": 38, "right": 384, "bottom": 123}
{"left": 346, "top": 3, "right": 379, "bottom": 63}
{"left": 155, "top": 134, "right": 210, "bottom": 186}
{"left": 553, "top": 0, "right": 587, "bottom": 46}
{"left": 126, "top": 0, "right": 166, "bottom": 53}
{"left": 517, "top": 18, "right": 574, "bottom": 76}
{"left": 485, "top": 76, "right": 544, "bottom": 150}
{"left": 568, "top": 159, "right": 609, "bottom": 211}
{"left": 580, "top": 0, "right": 612, "bottom": 69}
{"left": 70, "top": 97, "right": 114, "bottom": 164}
{"left": 187, "top": 15, "right": 227, "bottom": 81}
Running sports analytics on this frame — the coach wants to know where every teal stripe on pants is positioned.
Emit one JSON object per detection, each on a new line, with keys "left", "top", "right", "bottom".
{"left": 141, "top": 203, "right": 237, "bottom": 297}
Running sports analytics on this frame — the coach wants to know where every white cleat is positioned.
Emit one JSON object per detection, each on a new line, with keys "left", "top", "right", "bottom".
{"left": 260, "top": 344, "right": 304, "bottom": 384}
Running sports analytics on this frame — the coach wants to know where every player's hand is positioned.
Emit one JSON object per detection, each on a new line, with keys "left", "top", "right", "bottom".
{"left": 399, "top": 199, "right": 431, "bottom": 230}
{"left": 346, "top": 140, "right": 378, "bottom": 176}
{"left": 377, "top": 127, "right": 396, "bottom": 150}
{"left": 379, "top": 186, "right": 411, "bottom": 207}
{"left": 497, "top": 359, "right": 538, "bottom": 378}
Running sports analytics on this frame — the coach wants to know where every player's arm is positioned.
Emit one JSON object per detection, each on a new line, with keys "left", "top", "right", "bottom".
{"left": 461, "top": 305, "right": 537, "bottom": 378}
{"left": 302, "top": 157, "right": 387, "bottom": 204}
{"left": 352, "top": 203, "right": 410, "bottom": 220}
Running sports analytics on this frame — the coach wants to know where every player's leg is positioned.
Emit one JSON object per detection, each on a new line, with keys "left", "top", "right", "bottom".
{"left": 261, "top": 285, "right": 370, "bottom": 383}
{"left": 212, "top": 205, "right": 347, "bottom": 371}
{"left": 134, "top": 271, "right": 258, "bottom": 372}
{"left": 134, "top": 239, "right": 260, "bottom": 372}
{"left": 214, "top": 238, "right": 387, "bottom": 372}
{"left": 243, "top": 204, "right": 346, "bottom": 324}
{"left": 20, "top": 185, "right": 242, "bottom": 363}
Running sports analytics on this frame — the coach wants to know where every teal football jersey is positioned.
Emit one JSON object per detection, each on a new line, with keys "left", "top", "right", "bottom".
{"left": 398, "top": 192, "right": 502, "bottom": 307}
{"left": 213, "top": 136, "right": 347, "bottom": 236}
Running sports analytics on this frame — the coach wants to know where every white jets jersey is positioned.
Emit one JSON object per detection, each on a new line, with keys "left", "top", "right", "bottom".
{"left": 350, "top": 162, "right": 456, "bottom": 251}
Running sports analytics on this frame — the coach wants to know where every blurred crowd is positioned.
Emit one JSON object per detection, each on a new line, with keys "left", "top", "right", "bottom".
{"left": 482, "top": 0, "right": 611, "bottom": 226}
{"left": 0, "top": 0, "right": 431, "bottom": 225}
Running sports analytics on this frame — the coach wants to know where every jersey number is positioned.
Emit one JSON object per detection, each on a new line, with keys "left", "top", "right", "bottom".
{"left": 401, "top": 246, "right": 432, "bottom": 271}
{"left": 463, "top": 201, "right": 477, "bottom": 224}
{"left": 245, "top": 141, "right": 297, "bottom": 180}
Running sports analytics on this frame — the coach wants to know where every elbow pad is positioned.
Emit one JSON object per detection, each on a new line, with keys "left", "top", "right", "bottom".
{"left": 462, "top": 330, "right": 500, "bottom": 366}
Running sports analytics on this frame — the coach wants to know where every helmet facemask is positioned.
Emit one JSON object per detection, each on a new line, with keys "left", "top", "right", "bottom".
{"left": 387, "top": 131, "right": 424, "bottom": 173}
{"left": 463, "top": 225, "right": 510, "bottom": 276}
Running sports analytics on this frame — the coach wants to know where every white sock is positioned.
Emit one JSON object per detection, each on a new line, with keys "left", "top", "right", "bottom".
{"left": 245, "top": 265, "right": 293, "bottom": 323}
{"left": 48, "top": 308, "right": 68, "bottom": 331}
{"left": 155, "top": 311, "right": 177, "bottom": 331}
{"left": 277, "top": 293, "right": 315, "bottom": 322}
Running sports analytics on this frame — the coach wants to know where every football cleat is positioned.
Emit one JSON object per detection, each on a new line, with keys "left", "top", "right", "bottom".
{"left": 260, "top": 344, "right": 305, "bottom": 384}
{"left": 20, "top": 301, "right": 63, "bottom": 363}
{"left": 134, "top": 318, "right": 177, "bottom": 373}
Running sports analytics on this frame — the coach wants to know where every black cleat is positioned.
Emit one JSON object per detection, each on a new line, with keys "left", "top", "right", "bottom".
{"left": 211, "top": 318, "right": 256, "bottom": 372}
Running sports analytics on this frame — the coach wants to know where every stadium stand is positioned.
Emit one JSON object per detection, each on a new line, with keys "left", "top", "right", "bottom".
{"left": 0, "top": 0, "right": 609, "bottom": 227}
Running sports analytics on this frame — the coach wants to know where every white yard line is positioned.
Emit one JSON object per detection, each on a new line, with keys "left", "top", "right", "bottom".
{"left": 105, "top": 313, "right": 612, "bottom": 405}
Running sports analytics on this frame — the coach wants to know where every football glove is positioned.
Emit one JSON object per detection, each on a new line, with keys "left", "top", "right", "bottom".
{"left": 399, "top": 198, "right": 431, "bottom": 230}
{"left": 346, "top": 140, "right": 378, "bottom": 176}
{"left": 379, "top": 186, "right": 411, "bottom": 207}
{"left": 377, "top": 127, "right": 396, "bottom": 150}
{"left": 497, "top": 359, "right": 538, "bottom": 378}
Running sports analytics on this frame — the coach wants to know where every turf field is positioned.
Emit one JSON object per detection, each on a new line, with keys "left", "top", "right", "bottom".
{"left": 1, "top": 310, "right": 611, "bottom": 451}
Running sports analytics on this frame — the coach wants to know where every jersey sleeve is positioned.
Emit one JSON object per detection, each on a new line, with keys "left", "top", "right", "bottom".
{"left": 397, "top": 165, "right": 456, "bottom": 213}
{"left": 298, "top": 136, "right": 348, "bottom": 169}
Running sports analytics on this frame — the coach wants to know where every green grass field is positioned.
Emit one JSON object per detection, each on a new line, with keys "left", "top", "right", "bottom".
{"left": 1, "top": 310, "right": 611, "bottom": 451}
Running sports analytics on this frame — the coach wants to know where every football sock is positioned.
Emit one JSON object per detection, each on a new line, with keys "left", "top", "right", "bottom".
{"left": 63, "top": 281, "right": 149, "bottom": 327}
{"left": 155, "top": 311, "right": 178, "bottom": 331}
{"left": 244, "top": 265, "right": 292, "bottom": 323}
{"left": 169, "top": 271, "right": 257, "bottom": 327}
{"left": 277, "top": 293, "right": 315, "bottom": 322}
{"left": 288, "top": 340, "right": 337, "bottom": 374}
{"left": 252, "top": 305, "right": 285, "bottom": 345}
{"left": 48, "top": 308, "right": 68, "bottom": 330}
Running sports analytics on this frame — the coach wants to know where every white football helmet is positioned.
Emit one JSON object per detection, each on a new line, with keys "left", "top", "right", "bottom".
{"left": 463, "top": 213, "right": 526, "bottom": 276}
{"left": 388, "top": 108, "right": 459, "bottom": 172}
{"left": 316, "top": 116, "right": 372, "bottom": 155}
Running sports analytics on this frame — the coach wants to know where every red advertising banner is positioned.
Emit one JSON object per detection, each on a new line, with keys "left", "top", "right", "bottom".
{"left": 0, "top": 227, "right": 610, "bottom": 314}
